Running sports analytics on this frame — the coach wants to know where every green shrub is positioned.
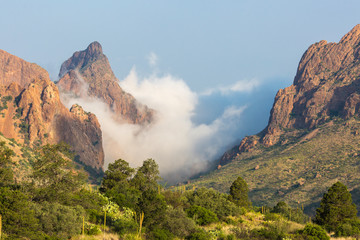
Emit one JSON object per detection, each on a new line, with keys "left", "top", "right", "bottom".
{"left": 264, "top": 212, "right": 282, "bottom": 222}
{"left": 85, "top": 222, "right": 102, "bottom": 235}
{"left": 185, "top": 229, "right": 212, "bottom": 240}
{"left": 335, "top": 218, "right": 360, "bottom": 237}
{"left": 299, "top": 223, "right": 329, "bottom": 240}
{"left": 186, "top": 205, "right": 218, "bottom": 225}
{"left": 271, "top": 201, "right": 308, "bottom": 223}
{"left": 32, "top": 202, "right": 85, "bottom": 239}
{"left": 163, "top": 207, "right": 196, "bottom": 237}
{"left": 148, "top": 228, "right": 174, "bottom": 240}
{"left": 185, "top": 187, "right": 240, "bottom": 219}
{"left": 251, "top": 227, "right": 286, "bottom": 240}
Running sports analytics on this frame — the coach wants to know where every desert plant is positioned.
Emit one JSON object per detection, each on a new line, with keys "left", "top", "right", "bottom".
{"left": 315, "top": 182, "right": 357, "bottom": 231}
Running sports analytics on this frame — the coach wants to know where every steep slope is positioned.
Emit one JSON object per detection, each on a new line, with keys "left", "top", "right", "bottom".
{"left": 194, "top": 25, "right": 360, "bottom": 213}
{"left": 0, "top": 49, "right": 104, "bottom": 171}
{"left": 221, "top": 24, "right": 360, "bottom": 164}
{"left": 57, "top": 41, "right": 154, "bottom": 124}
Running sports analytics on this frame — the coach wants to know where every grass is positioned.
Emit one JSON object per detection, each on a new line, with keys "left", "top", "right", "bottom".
{"left": 191, "top": 118, "right": 360, "bottom": 215}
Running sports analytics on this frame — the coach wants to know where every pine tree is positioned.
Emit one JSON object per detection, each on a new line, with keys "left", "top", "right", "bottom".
{"left": 315, "top": 181, "right": 357, "bottom": 231}
{"left": 229, "top": 176, "right": 250, "bottom": 207}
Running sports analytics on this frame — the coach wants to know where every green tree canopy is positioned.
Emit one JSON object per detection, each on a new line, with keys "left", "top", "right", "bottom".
{"left": 100, "top": 159, "right": 137, "bottom": 208}
{"left": 0, "top": 141, "right": 14, "bottom": 186}
{"left": 229, "top": 176, "right": 251, "bottom": 208}
{"left": 131, "top": 158, "right": 160, "bottom": 192}
{"left": 31, "top": 143, "right": 86, "bottom": 203}
{"left": 315, "top": 181, "right": 357, "bottom": 231}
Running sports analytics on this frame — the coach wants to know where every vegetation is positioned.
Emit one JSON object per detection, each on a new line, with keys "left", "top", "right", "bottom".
{"left": 315, "top": 181, "right": 358, "bottom": 232}
{"left": 191, "top": 119, "right": 360, "bottom": 214}
{"left": 229, "top": 176, "right": 251, "bottom": 208}
{"left": 0, "top": 138, "right": 359, "bottom": 239}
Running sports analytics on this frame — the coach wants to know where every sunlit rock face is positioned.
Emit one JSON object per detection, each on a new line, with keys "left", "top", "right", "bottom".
{"left": 221, "top": 24, "right": 360, "bottom": 163}
{"left": 57, "top": 41, "right": 154, "bottom": 124}
{"left": 0, "top": 49, "right": 104, "bottom": 171}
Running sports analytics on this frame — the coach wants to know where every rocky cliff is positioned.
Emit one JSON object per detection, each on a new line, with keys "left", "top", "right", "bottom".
{"left": 221, "top": 24, "right": 360, "bottom": 164}
{"left": 57, "top": 41, "right": 154, "bottom": 124}
{"left": 0, "top": 49, "right": 104, "bottom": 170}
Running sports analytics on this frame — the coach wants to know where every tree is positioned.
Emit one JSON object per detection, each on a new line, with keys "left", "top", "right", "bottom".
{"left": 31, "top": 144, "right": 86, "bottom": 203}
{"left": 0, "top": 187, "right": 41, "bottom": 239}
{"left": 185, "top": 187, "right": 239, "bottom": 219}
{"left": 315, "top": 181, "right": 357, "bottom": 231}
{"left": 229, "top": 176, "right": 251, "bottom": 208}
{"left": 131, "top": 158, "right": 160, "bottom": 192}
{"left": 0, "top": 141, "right": 14, "bottom": 186}
{"left": 100, "top": 159, "right": 137, "bottom": 208}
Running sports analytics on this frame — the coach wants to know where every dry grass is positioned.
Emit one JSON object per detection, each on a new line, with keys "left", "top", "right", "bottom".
{"left": 72, "top": 232, "right": 120, "bottom": 240}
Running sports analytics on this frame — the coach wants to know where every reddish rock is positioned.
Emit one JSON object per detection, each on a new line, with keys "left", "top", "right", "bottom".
{"left": 57, "top": 41, "right": 154, "bottom": 124}
{"left": 0, "top": 49, "right": 104, "bottom": 171}
{"left": 220, "top": 24, "right": 360, "bottom": 165}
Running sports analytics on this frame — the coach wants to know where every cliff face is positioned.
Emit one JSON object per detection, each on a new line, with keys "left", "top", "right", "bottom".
{"left": 0, "top": 49, "right": 104, "bottom": 170}
{"left": 221, "top": 24, "right": 360, "bottom": 164}
{"left": 57, "top": 41, "right": 154, "bottom": 124}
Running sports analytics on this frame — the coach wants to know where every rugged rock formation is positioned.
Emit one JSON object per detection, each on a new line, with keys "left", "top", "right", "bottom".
{"left": 57, "top": 41, "right": 154, "bottom": 124}
{"left": 0, "top": 49, "right": 104, "bottom": 170}
{"left": 221, "top": 24, "right": 360, "bottom": 164}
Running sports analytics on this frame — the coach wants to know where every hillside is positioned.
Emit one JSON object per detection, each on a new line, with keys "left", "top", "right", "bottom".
{"left": 192, "top": 25, "right": 360, "bottom": 214}
{"left": 192, "top": 119, "right": 360, "bottom": 214}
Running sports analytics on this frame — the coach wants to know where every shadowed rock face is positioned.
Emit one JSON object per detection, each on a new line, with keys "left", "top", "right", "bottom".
{"left": 0, "top": 49, "right": 104, "bottom": 171}
{"left": 221, "top": 24, "right": 360, "bottom": 164}
{"left": 57, "top": 41, "right": 154, "bottom": 124}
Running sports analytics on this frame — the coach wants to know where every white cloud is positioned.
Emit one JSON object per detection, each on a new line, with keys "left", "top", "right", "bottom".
{"left": 59, "top": 69, "right": 247, "bottom": 183}
{"left": 201, "top": 78, "right": 260, "bottom": 96}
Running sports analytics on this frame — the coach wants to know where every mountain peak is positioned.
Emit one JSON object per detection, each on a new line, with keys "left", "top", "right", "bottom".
{"left": 85, "top": 41, "right": 103, "bottom": 57}
{"left": 339, "top": 24, "right": 360, "bottom": 44}
{"left": 57, "top": 43, "right": 155, "bottom": 124}
{"left": 58, "top": 41, "right": 105, "bottom": 78}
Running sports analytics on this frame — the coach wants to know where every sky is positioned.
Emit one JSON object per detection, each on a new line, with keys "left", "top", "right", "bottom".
{"left": 1, "top": 1, "right": 360, "bottom": 180}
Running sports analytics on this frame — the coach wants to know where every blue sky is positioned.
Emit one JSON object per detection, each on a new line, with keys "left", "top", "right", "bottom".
{"left": 2, "top": 1, "right": 360, "bottom": 175}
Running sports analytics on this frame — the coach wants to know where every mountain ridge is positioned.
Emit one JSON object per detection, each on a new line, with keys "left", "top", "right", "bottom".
{"left": 221, "top": 24, "right": 360, "bottom": 164}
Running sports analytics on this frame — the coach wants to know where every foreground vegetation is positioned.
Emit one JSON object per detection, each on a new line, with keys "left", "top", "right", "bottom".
{"left": 0, "top": 140, "right": 359, "bottom": 239}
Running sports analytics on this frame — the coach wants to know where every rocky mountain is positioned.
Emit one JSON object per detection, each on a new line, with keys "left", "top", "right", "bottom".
{"left": 221, "top": 24, "right": 360, "bottom": 164}
{"left": 193, "top": 25, "right": 360, "bottom": 213}
{"left": 0, "top": 49, "right": 104, "bottom": 171}
{"left": 57, "top": 41, "right": 154, "bottom": 124}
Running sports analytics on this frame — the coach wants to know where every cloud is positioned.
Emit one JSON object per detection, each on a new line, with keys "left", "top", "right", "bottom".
{"left": 201, "top": 78, "right": 260, "bottom": 96}
{"left": 147, "top": 52, "right": 158, "bottom": 67}
{"left": 60, "top": 68, "right": 247, "bottom": 183}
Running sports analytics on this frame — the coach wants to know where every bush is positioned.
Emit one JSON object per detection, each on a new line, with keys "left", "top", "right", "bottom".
{"left": 185, "top": 229, "right": 212, "bottom": 240}
{"left": 272, "top": 201, "right": 308, "bottom": 224}
{"left": 84, "top": 222, "right": 102, "bottom": 235}
{"left": 163, "top": 207, "right": 196, "bottom": 237}
{"left": 251, "top": 227, "right": 286, "bottom": 240}
{"left": 148, "top": 228, "right": 174, "bottom": 240}
{"left": 186, "top": 205, "right": 218, "bottom": 225}
{"left": 299, "top": 223, "right": 329, "bottom": 240}
{"left": 335, "top": 218, "right": 360, "bottom": 237}
{"left": 185, "top": 187, "right": 240, "bottom": 219}
{"left": 32, "top": 202, "right": 85, "bottom": 239}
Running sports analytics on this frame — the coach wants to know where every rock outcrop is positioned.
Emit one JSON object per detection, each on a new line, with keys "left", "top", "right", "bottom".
{"left": 0, "top": 49, "right": 104, "bottom": 170}
{"left": 221, "top": 24, "right": 360, "bottom": 164}
{"left": 57, "top": 41, "right": 154, "bottom": 124}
